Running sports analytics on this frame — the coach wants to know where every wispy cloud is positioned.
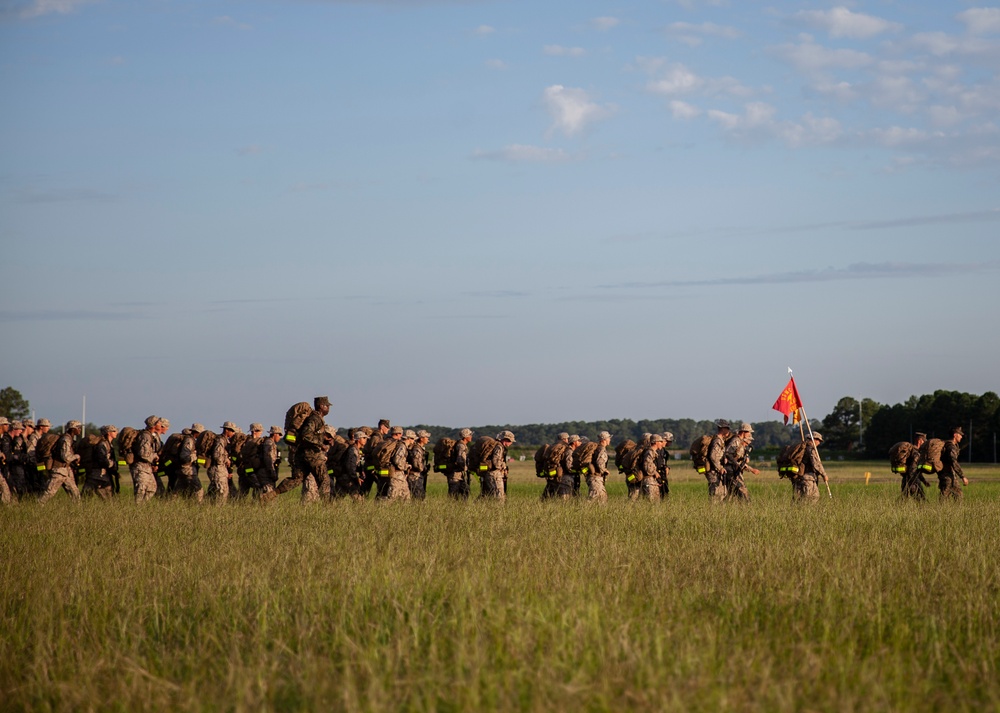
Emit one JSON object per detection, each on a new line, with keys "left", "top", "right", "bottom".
{"left": 470, "top": 144, "right": 573, "bottom": 163}
{"left": 958, "top": 8, "right": 1000, "bottom": 36}
{"left": 484, "top": 58, "right": 507, "bottom": 70}
{"left": 638, "top": 57, "right": 754, "bottom": 98}
{"left": 791, "top": 7, "right": 902, "bottom": 40}
{"left": 0, "top": 308, "right": 145, "bottom": 322}
{"left": 472, "top": 24, "right": 494, "bottom": 36}
{"left": 590, "top": 16, "right": 619, "bottom": 32}
{"left": 599, "top": 261, "right": 1000, "bottom": 291}
{"left": 6, "top": 0, "right": 98, "bottom": 19}
{"left": 543, "top": 45, "right": 585, "bottom": 58}
{"left": 541, "top": 85, "right": 616, "bottom": 138}
{"left": 665, "top": 21, "right": 741, "bottom": 47}
{"left": 214, "top": 15, "right": 252, "bottom": 31}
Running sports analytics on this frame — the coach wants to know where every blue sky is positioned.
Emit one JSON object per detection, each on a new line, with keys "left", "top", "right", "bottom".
{"left": 1, "top": 0, "right": 998, "bottom": 434}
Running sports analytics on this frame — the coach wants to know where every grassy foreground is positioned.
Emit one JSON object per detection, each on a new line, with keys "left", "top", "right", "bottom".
{"left": 2, "top": 462, "right": 999, "bottom": 712}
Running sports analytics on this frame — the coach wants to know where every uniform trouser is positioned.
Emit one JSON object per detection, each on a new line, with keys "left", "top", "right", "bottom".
{"left": 555, "top": 472, "right": 574, "bottom": 499}
{"left": 540, "top": 478, "right": 559, "bottom": 500}
{"left": 641, "top": 476, "right": 661, "bottom": 501}
{"left": 82, "top": 476, "right": 114, "bottom": 501}
{"left": 39, "top": 467, "right": 81, "bottom": 503}
{"left": 407, "top": 474, "right": 426, "bottom": 500}
{"left": 792, "top": 476, "right": 820, "bottom": 502}
{"left": 207, "top": 466, "right": 230, "bottom": 502}
{"left": 6, "top": 466, "right": 27, "bottom": 496}
{"left": 900, "top": 475, "right": 927, "bottom": 501}
{"left": 586, "top": 473, "right": 608, "bottom": 503}
{"left": 447, "top": 475, "right": 469, "bottom": 500}
{"left": 626, "top": 476, "right": 641, "bottom": 501}
{"left": 275, "top": 442, "right": 302, "bottom": 494}
{"left": 938, "top": 475, "right": 963, "bottom": 501}
{"left": 130, "top": 463, "right": 158, "bottom": 503}
{"left": 300, "top": 454, "right": 329, "bottom": 504}
{"left": 0, "top": 473, "right": 12, "bottom": 504}
{"left": 387, "top": 474, "right": 411, "bottom": 501}
{"left": 333, "top": 476, "right": 363, "bottom": 501}
{"left": 572, "top": 473, "right": 581, "bottom": 497}
{"left": 706, "top": 472, "right": 727, "bottom": 502}
{"left": 480, "top": 471, "right": 506, "bottom": 501}
{"left": 725, "top": 473, "right": 751, "bottom": 502}
{"left": 174, "top": 471, "right": 204, "bottom": 501}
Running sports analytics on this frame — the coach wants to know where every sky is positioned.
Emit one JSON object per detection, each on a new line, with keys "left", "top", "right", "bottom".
{"left": 1, "top": 0, "right": 998, "bottom": 434}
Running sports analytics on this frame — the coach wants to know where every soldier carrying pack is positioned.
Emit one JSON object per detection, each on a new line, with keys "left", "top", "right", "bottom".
{"left": 469, "top": 436, "right": 501, "bottom": 476}
{"left": 689, "top": 435, "right": 712, "bottom": 475}
{"left": 434, "top": 437, "right": 456, "bottom": 475}
{"left": 776, "top": 441, "right": 807, "bottom": 480}
{"left": 888, "top": 441, "right": 913, "bottom": 475}
{"left": 117, "top": 427, "right": 139, "bottom": 468}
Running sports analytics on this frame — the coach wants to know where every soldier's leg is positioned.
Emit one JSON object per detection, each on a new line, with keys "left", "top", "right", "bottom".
{"left": 0, "top": 474, "right": 12, "bottom": 504}
{"left": 587, "top": 474, "right": 608, "bottom": 503}
{"left": 134, "top": 468, "right": 157, "bottom": 504}
{"left": 641, "top": 477, "right": 661, "bottom": 501}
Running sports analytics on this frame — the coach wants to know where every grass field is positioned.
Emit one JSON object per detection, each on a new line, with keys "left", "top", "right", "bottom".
{"left": 2, "top": 460, "right": 998, "bottom": 712}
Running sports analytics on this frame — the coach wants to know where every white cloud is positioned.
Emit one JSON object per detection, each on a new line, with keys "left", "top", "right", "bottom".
{"left": 958, "top": 8, "right": 1000, "bottom": 35}
{"left": 541, "top": 85, "right": 615, "bottom": 137}
{"left": 591, "top": 16, "right": 619, "bottom": 31}
{"left": 642, "top": 59, "right": 753, "bottom": 98}
{"left": 543, "top": 45, "right": 586, "bottom": 58}
{"left": 15, "top": 0, "right": 96, "bottom": 18}
{"left": 473, "top": 25, "right": 495, "bottom": 36}
{"left": 910, "top": 31, "right": 1000, "bottom": 59}
{"left": 707, "top": 102, "right": 843, "bottom": 147}
{"left": 470, "top": 144, "right": 573, "bottom": 163}
{"left": 670, "top": 100, "right": 702, "bottom": 120}
{"left": 927, "top": 105, "right": 963, "bottom": 128}
{"left": 484, "top": 58, "right": 507, "bottom": 70}
{"left": 666, "top": 21, "right": 741, "bottom": 47}
{"left": 793, "top": 6, "right": 902, "bottom": 39}
{"left": 769, "top": 34, "right": 873, "bottom": 74}
{"left": 813, "top": 80, "right": 858, "bottom": 103}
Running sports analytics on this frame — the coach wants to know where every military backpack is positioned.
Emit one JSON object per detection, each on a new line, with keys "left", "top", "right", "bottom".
{"left": 326, "top": 434, "right": 350, "bottom": 477}
{"left": 776, "top": 442, "right": 807, "bottom": 480}
{"left": 469, "top": 436, "right": 501, "bottom": 475}
{"left": 75, "top": 434, "right": 102, "bottom": 476}
{"left": 888, "top": 441, "right": 914, "bottom": 475}
{"left": 195, "top": 430, "right": 217, "bottom": 469}
{"left": 240, "top": 436, "right": 266, "bottom": 476}
{"left": 373, "top": 438, "right": 400, "bottom": 476}
{"left": 541, "top": 441, "right": 568, "bottom": 478}
{"left": 158, "top": 432, "right": 185, "bottom": 475}
{"left": 919, "top": 438, "right": 945, "bottom": 474}
{"left": 117, "top": 427, "right": 139, "bottom": 467}
{"left": 434, "top": 437, "right": 456, "bottom": 474}
{"left": 574, "top": 441, "right": 600, "bottom": 475}
{"left": 34, "top": 431, "right": 61, "bottom": 472}
{"left": 533, "top": 444, "right": 549, "bottom": 478}
{"left": 689, "top": 435, "right": 712, "bottom": 474}
{"left": 614, "top": 439, "right": 636, "bottom": 475}
{"left": 283, "top": 402, "right": 313, "bottom": 445}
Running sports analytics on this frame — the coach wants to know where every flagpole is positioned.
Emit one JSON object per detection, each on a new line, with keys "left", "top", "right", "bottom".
{"left": 787, "top": 368, "right": 831, "bottom": 498}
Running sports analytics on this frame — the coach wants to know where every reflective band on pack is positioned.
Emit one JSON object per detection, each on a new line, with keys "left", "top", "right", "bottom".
{"left": 327, "top": 469, "right": 334, "bottom": 475}
{"left": 479, "top": 464, "right": 488, "bottom": 471}
{"left": 378, "top": 469, "right": 389, "bottom": 476}
{"left": 246, "top": 468, "right": 254, "bottom": 473}
{"left": 231, "top": 456, "right": 237, "bottom": 462}
{"left": 697, "top": 467, "right": 707, "bottom": 474}
{"left": 580, "top": 468, "right": 589, "bottom": 474}
{"left": 780, "top": 466, "right": 800, "bottom": 474}
{"left": 436, "top": 464, "right": 447, "bottom": 471}
{"left": 627, "top": 474, "right": 637, "bottom": 482}
{"left": 547, "top": 470, "right": 557, "bottom": 477}
{"left": 118, "top": 460, "right": 127, "bottom": 467}
{"left": 164, "top": 460, "right": 172, "bottom": 467}
{"left": 285, "top": 434, "right": 296, "bottom": 443}
{"left": 197, "top": 458, "right": 206, "bottom": 465}
{"left": 892, "top": 466, "right": 906, "bottom": 474}
{"left": 921, "top": 464, "right": 933, "bottom": 472}
{"left": 78, "top": 468, "right": 86, "bottom": 474}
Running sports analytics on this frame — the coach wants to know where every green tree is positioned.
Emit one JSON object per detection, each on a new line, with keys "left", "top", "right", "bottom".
{"left": 0, "top": 386, "right": 30, "bottom": 421}
{"left": 822, "top": 397, "right": 882, "bottom": 451}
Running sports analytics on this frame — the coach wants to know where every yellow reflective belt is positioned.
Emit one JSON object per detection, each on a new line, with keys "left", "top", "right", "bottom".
{"left": 117, "top": 460, "right": 127, "bottom": 467}
{"left": 892, "top": 466, "right": 906, "bottom": 473}
{"left": 285, "top": 434, "right": 296, "bottom": 443}
{"left": 378, "top": 469, "right": 389, "bottom": 476}
{"left": 246, "top": 467, "right": 254, "bottom": 473}
{"left": 697, "top": 467, "right": 707, "bottom": 474}
{"left": 164, "top": 460, "right": 172, "bottom": 467}
{"left": 37, "top": 464, "right": 47, "bottom": 472}
{"left": 197, "top": 458, "right": 206, "bottom": 466}
{"left": 327, "top": 469, "right": 334, "bottom": 475}
{"left": 921, "top": 464, "right": 933, "bottom": 472}
{"left": 479, "top": 464, "right": 488, "bottom": 471}
{"left": 580, "top": 468, "right": 589, "bottom": 474}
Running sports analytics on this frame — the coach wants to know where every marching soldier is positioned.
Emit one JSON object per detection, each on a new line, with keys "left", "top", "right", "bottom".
{"left": 794, "top": 432, "right": 827, "bottom": 503}
{"left": 298, "top": 397, "right": 332, "bottom": 504}
{"left": 39, "top": 420, "right": 82, "bottom": 503}
{"left": 447, "top": 429, "right": 473, "bottom": 500}
{"left": 81, "top": 425, "right": 119, "bottom": 500}
{"left": 724, "top": 423, "right": 758, "bottom": 502}
{"left": 706, "top": 419, "right": 731, "bottom": 502}
{"left": 939, "top": 427, "right": 968, "bottom": 501}
{"left": 587, "top": 431, "right": 612, "bottom": 503}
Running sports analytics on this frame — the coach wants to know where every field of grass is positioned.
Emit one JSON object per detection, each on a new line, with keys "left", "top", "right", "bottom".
{"left": 2, "top": 460, "right": 998, "bottom": 711}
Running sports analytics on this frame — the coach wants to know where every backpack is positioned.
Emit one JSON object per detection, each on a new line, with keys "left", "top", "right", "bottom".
{"left": 434, "top": 437, "right": 456, "bottom": 473}
{"left": 117, "top": 427, "right": 139, "bottom": 466}
{"left": 326, "top": 434, "right": 350, "bottom": 477}
{"left": 35, "top": 431, "right": 60, "bottom": 470}
{"left": 469, "top": 436, "right": 500, "bottom": 474}
{"left": 622, "top": 445, "right": 646, "bottom": 481}
{"left": 574, "top": 441, "right": 600, "bottom": 474}
{"left": 229, "top": 432, "right": 248, "bottom": 469}
{"left": 533, "top": 444, "right": 549, "bottom": 478}
{"left": 240, "top": 436, "right": 266, "bottom": 475}
{"left": 614, "top": 440, "right": 636, "bottom": 474}
{"left": 542, "top": 442, "right": 569, "bottom": 478}
{"left": 888, "top": 441, "right": 913, "bottom": 475}
{"left": 689, "top": 435, "right": 712, "bottom": 473}
{"left": 776, "top": 442, "right": 807, "bottom": 479}
{"left": 75, "top": 434, "right": 101, "bottom": 475}
{"left": 195, "top": 430, "right": 217, "bottom": 468}
{"left": 283, "top": 402, "right": 313, "bottom": 444}
{"left": 158, "top": 433, "right": 185, "bottom": 473}
{"left": 374, "top": 438, "right": 400, "bottom": 475}
{"left": 919, "top": 438, "right": 945, "bottom": 474}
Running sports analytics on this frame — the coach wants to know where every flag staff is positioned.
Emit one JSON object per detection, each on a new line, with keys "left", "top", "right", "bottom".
{"left": 788, "top": 368, "right": 832, "bottom": 499}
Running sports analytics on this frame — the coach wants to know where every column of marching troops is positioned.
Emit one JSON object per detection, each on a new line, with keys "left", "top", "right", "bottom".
{"left": 0, "top": 397, "right": 970, "bottom": 506}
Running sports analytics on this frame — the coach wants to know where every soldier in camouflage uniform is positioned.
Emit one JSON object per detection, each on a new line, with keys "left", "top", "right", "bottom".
{"left": 81, "top": 425, "right": 119, "bottom": 500}
{"left": 298, "top": 397, "right": 332, "bottom": 504}
{"left": 386, "top": 428, "right": 413, "bottom": 501}
{"left": 130, "top": 416, "right": 163, "bottom": 503}
{"left": 26, "top": 418, "right": 49, "bottom": 495}
{"left": 334, "top": 429, "right": 368, "bottom": 501}
{"left": 207, "top": 422, "right": 236, "bottom": 503}
{"left": 407, "top": 430, "right": 431, "bottom": 500}
{"left": 39, "top": 420, "right": 83, "bottom": 503}
{"left": 901, "top": 432, "right": 930, "bottom": 501}
{"left": 4, "top": 421, "right": 28, "bottom": 498}
{"left": 939, "top": 427, "right": 968, "bottom": 501}
{"left": 257, "top": 426, "right": 282, "bottom": 502}
{"left": 586, "top": 431, "right": 612, "bottom": 503}
{"left": 656, "top": 432, "right": 674, "bottom": 499}
{"left": 447, "top": 429, "right": 473, "bottom": 500}
{"left": 639, "top": 434, "right": 666, "bottom": 501}
{"left": 175, "top": 424, "right": 205, "bottom": 502}
{"left": 794, "top": 431, "right": 827, "bottom": 503}
{"left": 556, "top": 434, "right": 581, "bottom": 499}
{"left": 481, "top": 431, "right": 514, "bottom": 502}
{"left": 538, "top": 433, "right": 569, "bottom": 500}
{"left": 724, "top": 423, "right": 758, "bottom": 503}
{"left": 0, "top": 418, "right": 11, "bottom": 504}
{"left": 706, "top": 419, "right": 731, "bottom": 502}
{"left": 361, "top": 419, "right": 391, "bottom": 497}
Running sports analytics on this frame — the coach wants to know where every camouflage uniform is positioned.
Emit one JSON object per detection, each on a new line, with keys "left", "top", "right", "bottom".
{"left": 335, "top": 440, "right": 365, "bottom": 500}
{"left": 25, "top": 425, "right": 46, "bottom": 495}
{"left": 207, "top": 431, "right": 232, "bottom": 502}
{"left": 481, "top": 434, "right": 510, "bottom": 502}
{"left": 656, "top": 434, "right": 673, "bottom": 499}
{"left": 556, "top": 440, "right": 578, "bottom": 499}
{"left": 130, "top": 427, "right": 161, "bottom": 504}
{"left": 639, "top": 439, "right": 662, "bottom": 501}
{"left": 706, "top": 432, "right": 729, "bottom": 502}
{"left": 175, "top": 428, "right": 204, "bottom": 501}
{"left": 587, "top": 434, "right": 611, "bottom": 503}
{"left": 298, "top": 410, "right": 329, "bottom": 504}
{"left": 82, "top": 435, "right": 117, "bottom": 501}
{"left": 794, "top": 440, "right": 825, "bottom": 503}
{"left": 407, "top": 434, "right": 428, "bottom": 500}
{"left": 625, "top": 435, "right": 650, "bottom": 502}
{"left": 40, "top": 430, "right": 82, "bottom": 503}
{"left": 5, "top": 428, "right": 28, "bottom": 497}
{"left": 448, "top": 438, "right": 471, "bottom": 500}
{"left": 387, "top": 438, "right": 411, "bottom": 501}
{"left": 259, "top": 433, "right": 280, "bottom": 494}
{"left": 900, "top": 436, "right": 929, "bottom": 501}
{"left": 724, "top": 437, "right": 752, "bottom": 503}
{"left": 0, "top": 425, "right": 11, "bottom": 504}
{"left": 939, "top": 437, "right": 965, "bottom": 501}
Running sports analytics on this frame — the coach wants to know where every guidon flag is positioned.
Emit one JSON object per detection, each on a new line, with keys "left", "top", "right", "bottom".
{"left": 772, "top": 377, "right": 803, "bottom": 425}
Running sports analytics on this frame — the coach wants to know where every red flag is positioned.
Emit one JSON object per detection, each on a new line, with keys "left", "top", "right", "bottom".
{"left": 772, "top": 377, "right": 803, "bottom": 425}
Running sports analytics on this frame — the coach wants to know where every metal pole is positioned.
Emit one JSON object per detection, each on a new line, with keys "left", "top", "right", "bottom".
{"left": 859, "top": 398, "right": 863, "bottom": 448}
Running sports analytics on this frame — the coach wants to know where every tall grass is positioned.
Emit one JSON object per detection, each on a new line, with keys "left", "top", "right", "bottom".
{"left": 2, "top": 462, "right": 998, "bottom": 711}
